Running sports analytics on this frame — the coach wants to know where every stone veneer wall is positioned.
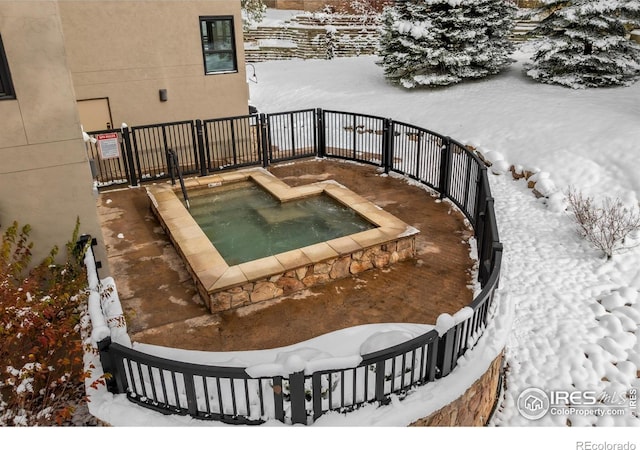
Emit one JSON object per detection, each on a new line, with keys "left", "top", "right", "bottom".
{"left": 206, "top": 237, "right": 415, "bottom": 313}
{"left": 263, "top": 0, "right": 347, "bottom": 11}
{"left": 244, "top": 14, "right": 379, "bottom": 62}
{"left": 410, "top": 352, "right": 504, "bottom": 426}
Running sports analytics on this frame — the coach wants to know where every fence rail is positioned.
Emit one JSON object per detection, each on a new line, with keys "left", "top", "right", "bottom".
{"left": 90, "top": 108, "right": 502, "bottom": 425}
{"left": 202, "top": 114, "right": 263, "bottom": 172}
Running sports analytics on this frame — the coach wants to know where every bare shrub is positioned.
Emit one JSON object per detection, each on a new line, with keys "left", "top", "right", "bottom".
{"left": 566, "top": 187, "right": 640, "bottom": 259}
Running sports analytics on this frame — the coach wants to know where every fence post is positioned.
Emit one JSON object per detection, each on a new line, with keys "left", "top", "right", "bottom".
{"left": 311, "top": 373, "right": 323, "bottom": 421}
{"left": 475, "top": 171, "right": 489, "bottom": 285}
{"left": 382, "top": 118, "right": 394, "bottom": 174}
{"left": 183, "top": 372, "right": 198, "bottom": 417}
{"left": 97, "top": 337, "right": 120, "bottom": 394}
{"left": 426, "top": 339, "right": 438, "bottom": 381}
{"left": 288, "top": 371, "right": 307, "bottom": 425}
{"left": 375, "top": 361, "right": 386, "bottom": 403}
{"left": 316, "top": 108, "right": 325, "bottom": 158}
{"left": 121, "top": 125, "right": 138, "bottom": 187}
{"left": 272, "top": 376, "right": 285, "bottom": 423}
{"left": 76, "top": 234, "right": 101, "bottom": 275}
{"left": 491, "top": 242, "right": 503, "bottom": 282}
{"left": 438, "top": 136, "right": 452, "bottom": 199}
{"left": 437, "top": 327, "right": 456, "bottom": 378}
{"left": 259, "top": 113, "right": 269, "bottom": 168}
{"left": 475, "top": 167, "right": 488, "bottom": 228}
{"left": 166, "top": 149, "right": 175, "bottom": 185}
{"left": 195, "top": 119, "right": 207, "bottom": 176}
{"left": 479, "top": 197, "right": 495, "bottom": 284}
{"left": 288, "top": 112, "right": 296, "bottom": 158}
{"left": 462, "top": 155, "right": 473, "bottom": 211}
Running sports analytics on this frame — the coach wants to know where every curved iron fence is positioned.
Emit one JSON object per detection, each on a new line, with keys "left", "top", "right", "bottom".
{"left": 91, "top": 109, "right": 502, "bottom": 425}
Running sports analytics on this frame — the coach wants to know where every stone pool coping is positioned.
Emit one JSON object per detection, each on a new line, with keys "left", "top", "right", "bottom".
{"left": 147, "top": 168, "right": 419, "bottom": 311}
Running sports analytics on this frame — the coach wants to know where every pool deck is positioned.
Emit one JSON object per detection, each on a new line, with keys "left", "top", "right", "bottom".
{"left": 97, "top": 159, "right": 476, "bottom": 352}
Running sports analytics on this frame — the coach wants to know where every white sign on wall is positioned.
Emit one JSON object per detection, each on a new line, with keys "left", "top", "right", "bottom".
{"left": 97, "top": 133, "right": 120, "bottom": 159}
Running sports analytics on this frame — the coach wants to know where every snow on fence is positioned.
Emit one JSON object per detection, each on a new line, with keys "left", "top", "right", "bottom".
{"left": 85, "top": 109, "right": 503, "bottom": 425}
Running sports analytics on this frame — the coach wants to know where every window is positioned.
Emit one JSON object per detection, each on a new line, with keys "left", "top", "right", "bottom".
{"left": 200, "top": 16, "right": 237, "bottom": 75}
{"left": 0, "top": 34, "right": 16, "bottom": 100}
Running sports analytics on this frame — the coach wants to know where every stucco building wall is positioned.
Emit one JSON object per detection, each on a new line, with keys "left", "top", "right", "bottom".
{"left": 1, "top": 0, "right": 250, "bottom": 273}
{"left": 58, "top": 0, "right": 250, "bottom": 128}
{"left": 0, "top": 1, "right": 109, "bottom": 271}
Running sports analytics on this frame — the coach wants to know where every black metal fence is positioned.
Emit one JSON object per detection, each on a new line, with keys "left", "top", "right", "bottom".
{"left": 90, "top": 108, "right": 503, "bottom": 425}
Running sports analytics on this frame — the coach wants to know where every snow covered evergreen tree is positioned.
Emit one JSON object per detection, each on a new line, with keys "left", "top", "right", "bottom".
{"left": 524, "top": 0, "right": 640, "bottom": 88}
{"left": 377, "top": 0, "right": 516, "bottom": 88}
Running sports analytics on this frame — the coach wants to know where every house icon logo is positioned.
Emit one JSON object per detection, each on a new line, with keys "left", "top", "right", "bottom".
{"left": 517, "top": 387, "right": 550, "bottom": 420}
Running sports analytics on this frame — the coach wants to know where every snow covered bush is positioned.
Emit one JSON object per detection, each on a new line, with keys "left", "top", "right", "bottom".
{"left": 0, "top": 220, "right": 89, "bottom": 426}
{"left": 325, "top": 26, "right": 338, "bottom": 59}
{"left": 524, "top": 0, "right": 640, "bottom": 88}
{"left": 376, "top": 0, "right": 516, "bottom": 87}
{"left": 567, "top": 188, "right": 640, "bottom": 259}
{"left": 241, "top": 0, "right": 267, "bottom": 30}
{"left": 344, "top": 0, "right": 393, "bottom": 16}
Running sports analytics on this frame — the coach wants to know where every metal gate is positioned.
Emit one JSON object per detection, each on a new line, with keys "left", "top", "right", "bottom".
{"left": 85, "top": 110, "right": 320, "bottom": 188}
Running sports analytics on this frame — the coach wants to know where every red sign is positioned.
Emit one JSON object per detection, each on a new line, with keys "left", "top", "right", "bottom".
{"left": 97, "top": 133, "right": 120, "bottom": 159}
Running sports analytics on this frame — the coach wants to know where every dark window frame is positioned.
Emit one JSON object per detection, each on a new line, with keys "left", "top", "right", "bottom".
{"left": 0, "top": 34, "right": 16, "bottom": 100}
{"left": 199, "top": 16, "right": 238, "bottom": 75}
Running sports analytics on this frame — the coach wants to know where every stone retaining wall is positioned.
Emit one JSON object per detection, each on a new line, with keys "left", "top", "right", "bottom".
{"left": 410, "top": 352, "right": 504, "bottom": 426}
{"left": 207, "top": 236, "right": 415, "bottom": 313}
{"left": 264, "top": 0, "right": 347, "bottom": 11}
{"left": 244, "top": 14, "right": 379, "bottom": 62}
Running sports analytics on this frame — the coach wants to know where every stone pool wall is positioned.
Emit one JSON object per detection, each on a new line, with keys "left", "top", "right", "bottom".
{"left": 206, "top": 237, "right": 416, "bottom": 313}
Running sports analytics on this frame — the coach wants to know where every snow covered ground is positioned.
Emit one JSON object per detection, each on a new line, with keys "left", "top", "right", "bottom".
{"left": 247, "top": 44, "right": 640, "bottom": 426}
{"left": 18, "top": 32, "right": 639, "bottom": 450}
